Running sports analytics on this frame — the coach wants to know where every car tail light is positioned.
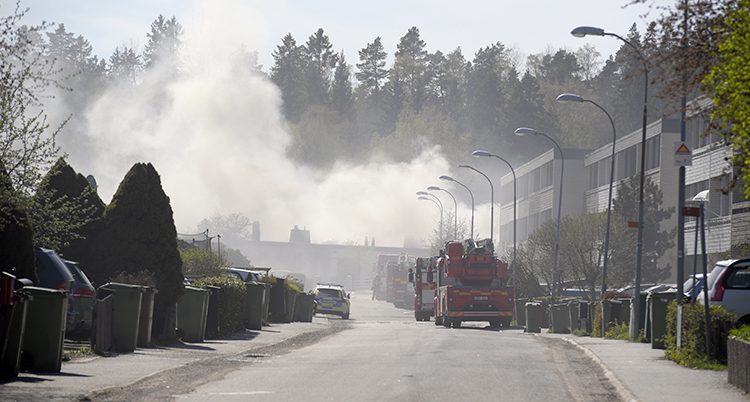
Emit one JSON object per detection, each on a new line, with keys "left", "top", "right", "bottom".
{"left": 73, "top": 288, "right": 96, "bottom": 297}
{"left": 710, "top": 268, "right": 730, "bottom": 302}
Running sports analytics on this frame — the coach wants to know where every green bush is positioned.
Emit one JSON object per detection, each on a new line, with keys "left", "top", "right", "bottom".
{"left": 604, "top": 322, "right": 630, "bottom": 340}
{"left": 665, "top": 301, "right": 736, "bottom": 367}
{"left": 180, "top": 248, "right": 224, "bottom": 278}
{"left": 192, "top": 275, "right": 247, "bottom": 336}
{"left": 730, "top": 325, "right": 750, "bottom": 342}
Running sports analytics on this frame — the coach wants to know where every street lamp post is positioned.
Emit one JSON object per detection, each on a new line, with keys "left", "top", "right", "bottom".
{"left": 572, "top": 25, "right": 649, "bottom": 340}
{"left": 458, "top": 164, "right": 494, "bottom": 243}
{"left": 428, "top": 186, "right": 458, "bottom": 240}
{"left": 514, "top": 127, "right": 565, "bottom": 298}
{"left": 418, "top": 196, "right": 443, "bottom": 242}
{"left": 417, "top": 191, "right": 444, "bottom": 241}
{"left": 473, "top": 150, "right": 518, "bottom": 321}
{"left": 557, "top": 93, "right": 617, "bottom": 335}
{"left": 440, "top": 175, "right": 475, "bottom": 239}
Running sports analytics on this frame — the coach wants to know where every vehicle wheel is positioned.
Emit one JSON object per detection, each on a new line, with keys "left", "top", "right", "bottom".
{"left": 489, "top": 319, "right": 501, "bottom": 329}
{"left": 342, "top": 312, "right": 350, "bottom": 320}
{"left": 501, "top": 318, "right": 512, "bottom": 328}
{"left": 452, "top": 319, "right": 461, "bottom": 328}
{"left": 442, "top": 316, "right": 451, "bottom": 328}
{"left": 435, "top": 315, "right": 443, "bottom": 326}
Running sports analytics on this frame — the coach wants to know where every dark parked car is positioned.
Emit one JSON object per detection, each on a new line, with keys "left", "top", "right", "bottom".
{"left": 35, "top": 247, "right": 74, "bottom": 292}
{"left": 63, "top": 260, "right": 96, "bottom": 336}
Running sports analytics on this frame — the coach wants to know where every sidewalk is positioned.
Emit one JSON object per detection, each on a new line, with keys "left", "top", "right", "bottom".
{"left": 540, "top": 331, "right": 749, "bottom": 402}
{"left": 1, "top": 318, "right": 331, "bottom": 401}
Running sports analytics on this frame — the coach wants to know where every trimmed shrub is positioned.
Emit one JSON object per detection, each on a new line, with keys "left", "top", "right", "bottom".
{"left": 192, "top": 275, "right": 247, "bottom": 336}
{"left": 730, "top": 325, "right": 750, "bottom": 342}
{"left": 89, "top": 163, "right": 184, "bottom": 340}
{"left": 665, "top": 301, "right": 736, "bottom": 366}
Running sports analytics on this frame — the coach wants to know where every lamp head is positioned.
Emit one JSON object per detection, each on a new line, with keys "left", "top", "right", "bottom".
{"left": 417, "top": 196, "right": 431, "bottom": 201}
{"left": 439, "top": 175, "right": 455, "bottom": 182}
{"left": 692, "top": 190, "right": 710, "bottom": 203}
{"left": 556, "top": 93, "right": 584, "bottom": 103}
{"left": 457, "top": 164, "right": 472, "bottom": 169}
{"left": 416, "top": 191, "right": 429, "bottom": 196}
{"left": 514, "top": 127, "right": 538, "bottom": 137}
{"left": 571, "top": 26, "right": 605, "bottom": 38}
{"left": 472, "top": 150, "right": 493, "bottom": 158}
{"left": 427, "top": 185, "right": 442, "bottom": 191}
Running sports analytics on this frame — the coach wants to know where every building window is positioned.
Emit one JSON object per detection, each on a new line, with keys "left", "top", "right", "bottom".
{"left": 645, "top": 135, "right": 660, "bottom": 170}
{"left": 598, "top": 156, "right": 611, "bottom": 187}
{"left": 544, "top": 161, "right": 553, "bottom": 187}
{"left": 589, "top": 162, "right": 599, "bottom": 190}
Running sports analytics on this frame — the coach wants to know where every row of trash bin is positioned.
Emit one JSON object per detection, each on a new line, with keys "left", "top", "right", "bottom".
{"left": 0, "top": 273, "right": 320, "bottom": 379}
{"left": 519, "top": 291, "right": 676, "bottom": 350}
{"left": 1, "top": 272, "right": 69, "bottom": 377}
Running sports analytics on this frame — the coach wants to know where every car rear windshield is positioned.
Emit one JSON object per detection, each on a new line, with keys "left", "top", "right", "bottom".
{"left": 317, "top": 288, "right": 341, "bottom": 298}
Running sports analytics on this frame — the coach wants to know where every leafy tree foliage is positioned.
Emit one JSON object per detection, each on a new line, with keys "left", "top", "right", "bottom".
{"left": 108, "top": 46, "right": 141, "bottom": 85}
{"left": 271, "top": 34, "right": 307, "bottom": 122}
{"left": 89, "top": 163, "right": 183, "bottom": 339}
{"left": 610, "top": 175, "right": 675, "bottom": 284}
{"left": 704, "top": 0, "right": 750, "bottom": 199}
{"left": 143, "top": 15, "right": 182, "bottom": 69}
{"left": 0, "top": 4, "right": 62, "bottom": 194}
{"left": 180, "top": 247, "right": 224, "bottom": 278}
{"left": 0, "top": 160, "right": 36, "bottom": 282}
{"left": 331, "top": 53, "right": 354, "bottom": 116}
{"left": 355, "top": 37, "right": 388, "bottom": 97}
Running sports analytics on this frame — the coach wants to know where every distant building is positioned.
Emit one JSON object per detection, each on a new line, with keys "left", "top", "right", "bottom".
{"left": 289, "top": 225, "right": 311, "bottom": 243}
{"left": 497, "top": 146, "right": 591, "bottom": 254}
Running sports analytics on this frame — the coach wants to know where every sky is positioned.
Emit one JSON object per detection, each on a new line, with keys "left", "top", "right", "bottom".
{"left": 21, "top": 0, "right": 657, "bottom": 71}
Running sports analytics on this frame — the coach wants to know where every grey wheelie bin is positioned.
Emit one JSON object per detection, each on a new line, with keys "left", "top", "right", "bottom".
{"left": 98, "top": 282, "right": 144, "bottom": 353}
{"left": 137, "top": 286, "right": 157, "bottom": 347}
{"left": 245, "top": 282, "right": 265, "bottom": 331}
{"left": 22, "top": 287, "right": 68, "bottom": 372}
{"left": 550, "top": 303, "right": 571, "bottom": 334}
{"left": 1, "top": 273, "right": 32, "bottom": 378}
{"left": 177, "top": 286, "right": 209, "bottom": 342}
{"left": 525, "top": 302, "right": 542, "bottom": 333}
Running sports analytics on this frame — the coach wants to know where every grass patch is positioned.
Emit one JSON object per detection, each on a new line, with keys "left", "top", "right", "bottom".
{"left": 64, "top": 345, "right": 94, "bottom": 361}
{"left": 604, "top": 322, "right": 630, "bottom": 340}
{"left": 665, "top": 348, "right": 727, "bottom": 370}
{"left": 572, "top": 328, "right": 590, "bottom": 337}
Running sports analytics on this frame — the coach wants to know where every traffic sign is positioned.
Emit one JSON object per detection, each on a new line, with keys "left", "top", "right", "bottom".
{"left": 674, "top": 141, "right": 692, "bottom": 166}
{"left": 683, "top": 206, "right": 700, "bottom": 217}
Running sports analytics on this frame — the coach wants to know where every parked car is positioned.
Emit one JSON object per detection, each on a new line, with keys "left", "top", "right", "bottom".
{"left": 699, "top": 259, "right": 750, "bottom": 325}
{"left": 224, "top": 267, "right": 262, "bottom": 283}
{"left": 683, "top": 274, "right": 705, "bottom": 301}
{"left": 63, "top": 260, "right": 96, "bottom": 336}
{"left": 34, "top": 247, "right": 74, "bottom": 291}
{"left": 312, "top": 284, "right": 350, "bottom": 319}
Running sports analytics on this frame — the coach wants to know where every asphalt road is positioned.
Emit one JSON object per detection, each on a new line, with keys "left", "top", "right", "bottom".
{"left": 169, "top": 292, "right": 620, "bottom": 402}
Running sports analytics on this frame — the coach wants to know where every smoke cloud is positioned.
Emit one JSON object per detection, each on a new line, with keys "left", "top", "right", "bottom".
{"left": 54, "top": 0, "right": 473, "bottom": 247}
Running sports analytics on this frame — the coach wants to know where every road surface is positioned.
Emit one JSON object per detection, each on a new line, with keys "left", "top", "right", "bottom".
{"left": 94, "top": 292, "right": 619, "bottom": 401}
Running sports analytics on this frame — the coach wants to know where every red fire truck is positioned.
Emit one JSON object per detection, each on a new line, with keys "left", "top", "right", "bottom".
{"left": 410, "top": 257, "right": 437, "bottom": 321}
{"left": 433, "top": 239, "right": 513, "bottom": 328}
{"left": 386, "top": 254, "right": 413, "bottom": 309}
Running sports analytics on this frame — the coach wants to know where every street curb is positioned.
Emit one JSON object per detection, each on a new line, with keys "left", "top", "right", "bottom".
{"left": 559, "top": 336, "right": 638, "bottom": 402}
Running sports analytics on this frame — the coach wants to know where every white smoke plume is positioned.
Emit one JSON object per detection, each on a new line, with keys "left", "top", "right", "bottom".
{"left": 54, "top": 0, "right": 473, "bottom": 247}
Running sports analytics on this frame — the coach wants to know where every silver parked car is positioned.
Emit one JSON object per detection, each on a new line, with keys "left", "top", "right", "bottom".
{"left": 699, "top": 259, "right": 750, "bottom": 325}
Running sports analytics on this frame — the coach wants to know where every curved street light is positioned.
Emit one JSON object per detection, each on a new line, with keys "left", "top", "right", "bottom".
{"left": 417, "top": 191, "right": 444, "bottom": 241}
{"left": 428, "top": 186, "right": 458, "bottom": 240}
{"left": 557, "top": 93, "right": 617, "bottom": 334}
{"left": 417, "top": 196, "right": 443, "bottom": 241}
{"left": 440, "top": 175, "right": 475, "bottom": 239}
{"left": 514, "top": 127, "right": 565, "bottom": 298}
{"left": 473, "top": 150, "right": 518, "bottom": 321}
{"left": 458, "top": 164, "right": 494, "bottom": 243}
{"left": 572, "top": 25, "right": 649, "bottom": 340}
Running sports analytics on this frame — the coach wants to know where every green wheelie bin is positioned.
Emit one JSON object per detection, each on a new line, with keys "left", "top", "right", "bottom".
{"left": 22, "top": 287, "right": 68, "bottom": 372}
{"left": 137, "top": 287, "right": 157, "bottom": 348}
{"left": 98, "top": 282, "right": 144, "bottom": 353}
{"left": 177, "top": 286, "right": 209, "bottom": 342}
